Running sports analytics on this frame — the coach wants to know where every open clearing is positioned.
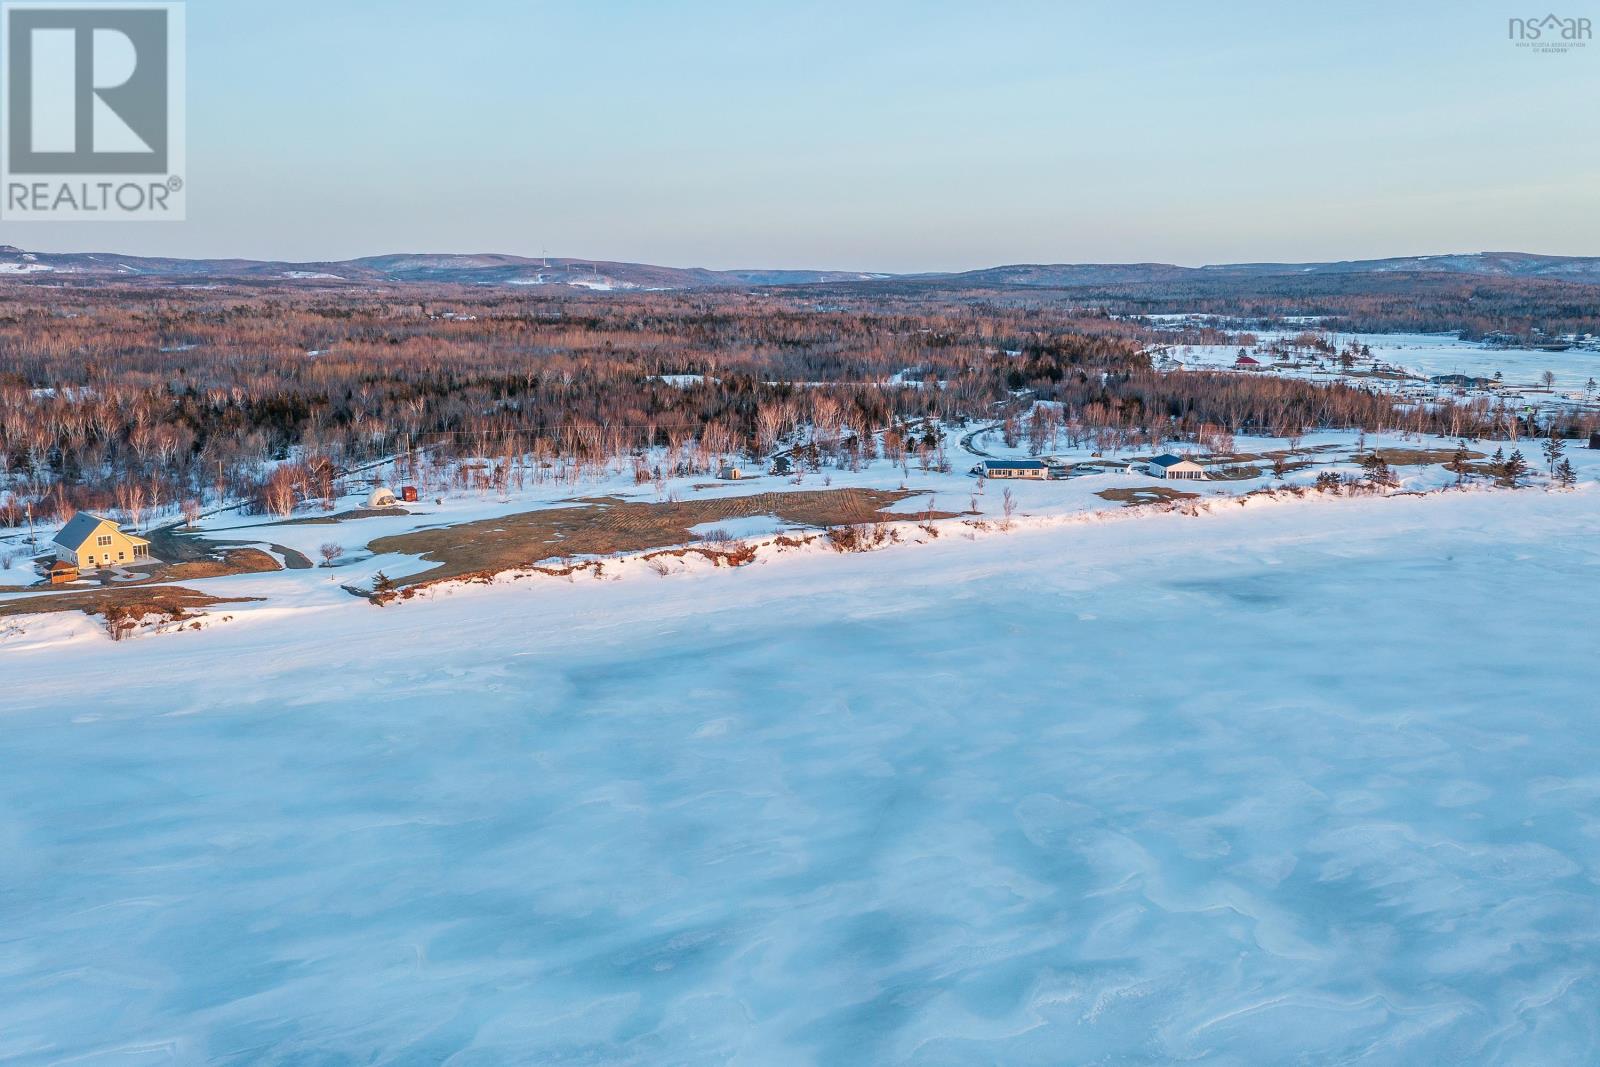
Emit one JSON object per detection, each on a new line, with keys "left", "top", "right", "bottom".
{"left": 368, "top": 487, "right": 941, "bottom": 586}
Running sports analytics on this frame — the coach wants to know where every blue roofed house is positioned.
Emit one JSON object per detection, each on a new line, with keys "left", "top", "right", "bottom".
{"left": 979, "top": 458, "right": 1049, "bottom": 480}
{"left": 1147, "top": 454, "right": 1208, "bottom": 480}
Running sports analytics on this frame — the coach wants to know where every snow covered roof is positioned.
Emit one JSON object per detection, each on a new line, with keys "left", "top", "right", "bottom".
{"left": 51, "top": 511, "right": 112, "bottom": 550}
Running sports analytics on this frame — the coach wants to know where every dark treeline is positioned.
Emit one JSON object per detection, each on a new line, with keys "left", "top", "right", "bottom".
{"left": 837, "top": 273, "right": 1600, "bottom": 341}
{"left": 0, "top": 284, "right": 1138, "bottom": 523}
{"left": 0, "top": 282, "right": 1592, "bottom": 527}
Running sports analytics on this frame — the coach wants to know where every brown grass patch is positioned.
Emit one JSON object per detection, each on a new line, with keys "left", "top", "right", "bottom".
{"left": 1202, "top": 465, "right": 1264, "bottom": 481}
{"left": 145, "top": 525, "right": 312, "bottom": 579}
{"left": 1361, "top": 447, "right": 1485, "bottom": 467}
{"left": 271, "top": 506, "right": 410, "bottom": 525}
{"left": 1096, "top": 486, "right": 1201, "bottom": 507}
{"left": 1261, "top": 444, "right": 1344, "bottom": 458}
{"left": 368, "top": 488, "right": 943, "bottom": 588}
{"left": 164, "top": 547, "right": 284, "bottom": 580}
{"left": 0, "top": 585, "right": 261, "bottom": 619}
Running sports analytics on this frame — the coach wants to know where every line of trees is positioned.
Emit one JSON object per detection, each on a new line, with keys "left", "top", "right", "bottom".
{"left": 2, "top": 281, "right": 1596, "bottom": 529}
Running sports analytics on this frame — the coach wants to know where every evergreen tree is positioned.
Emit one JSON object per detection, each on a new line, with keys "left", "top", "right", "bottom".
{"left": 1499, "top": 449, "right": 1529, "bottom": 488}
{"left": 1448, "top": 439, "right": 1471, "bottom": 485}
{"left": 1360, "top": 451, "right": 1397, "bottom": 488}
{"left": 1554, "top": 458, "right": 1577, "bottom": 489}
{"left": 1542, "top": 429, "right": 1566, "bottom": 474}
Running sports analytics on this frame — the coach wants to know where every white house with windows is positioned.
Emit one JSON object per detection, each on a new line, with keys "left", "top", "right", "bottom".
{"left": 1147, "top": 454, "right": 1208, "bottom": 480}
{"left": 52, "top": 513, "right": 155, "bottom": 571}
{"left": 978, "top": 458, "right": 1050, "bottom": 480}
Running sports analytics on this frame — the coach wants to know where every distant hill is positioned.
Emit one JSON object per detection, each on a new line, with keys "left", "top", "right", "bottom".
{"left": 924, "top": 253, "right": 1600, "bottom": 288}
{"left": 3, "top": 246, "right": 1599, "bottom": 290}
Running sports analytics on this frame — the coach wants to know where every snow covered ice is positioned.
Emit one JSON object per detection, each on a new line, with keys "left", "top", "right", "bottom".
{"left": 4, "top": 489, "right": 1600, "bottom": 1063}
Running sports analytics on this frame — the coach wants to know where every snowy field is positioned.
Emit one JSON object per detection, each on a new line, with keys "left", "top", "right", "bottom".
{"left": 4, "top": 487, "right": 1600, "bottom": 1063}
{"left": 1330, "top": 333, "right": 1600, "bottom": 387}
{"left": 1169, "top": 331, "right": 1600, "bottom": 409}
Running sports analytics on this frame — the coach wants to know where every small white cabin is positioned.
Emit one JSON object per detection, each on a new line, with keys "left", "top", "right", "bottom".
{"left": 979, "top": 459, "right": 1049, "bottom": 480}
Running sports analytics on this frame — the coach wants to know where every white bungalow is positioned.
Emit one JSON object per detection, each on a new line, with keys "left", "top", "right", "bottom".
{"left": 979, "top": 458, "right": 1049, "bottom": 480}
{"left": 1148, "top": 454, "right": 1207, "bottom": 480}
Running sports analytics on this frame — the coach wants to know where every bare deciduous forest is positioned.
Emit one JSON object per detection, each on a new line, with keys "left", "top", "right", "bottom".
{"left": 866, "top": 272, "right": 1600, "bottom": 341}
{"left": 1, "top": 282, "right": 1595, "bottom": 527}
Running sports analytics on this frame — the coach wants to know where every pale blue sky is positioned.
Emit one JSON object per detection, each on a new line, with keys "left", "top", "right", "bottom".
{"left": 5, "top": 0, "right": 1598, "bottom": 270}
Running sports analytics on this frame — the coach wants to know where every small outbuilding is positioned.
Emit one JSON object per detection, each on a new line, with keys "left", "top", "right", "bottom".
{"left": 719, "top": 465, "right": 745, "bottom": 481}
{"left": 51, "top": 512, "right": 155, "bottom": 571}
{"left": 400, "top": 485, "right": 419, "bottom": 502}
{"left": 367, "top": 486, "right": 399, "bottom": 508}
{"left": 979, "top": 459, "right": 1049, "bottom": 480}
{"left": 48, "top": 559, "right": 80, "bottom": 584}
{"left": 1589, "top": 432, "right": 1600, "bottom": 450}
{"left": 1234, "top": 354, "right": 1262, "bottom": 368}
{"left": 1148, "top": 454, "right": 1208, "bottom": 480}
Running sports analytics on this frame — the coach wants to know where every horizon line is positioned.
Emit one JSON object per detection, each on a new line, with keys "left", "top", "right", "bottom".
{"left": 3, "top": 245, "right": 1599, "bottom": 275}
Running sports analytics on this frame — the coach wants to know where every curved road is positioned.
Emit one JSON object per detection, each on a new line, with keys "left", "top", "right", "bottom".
{"left": 959, "top": 423, "right": 1002, "bottom": 460}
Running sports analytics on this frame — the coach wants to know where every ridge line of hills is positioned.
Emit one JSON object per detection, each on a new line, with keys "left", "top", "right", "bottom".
{"left": 4, "top": 246, "right": 1600, "bottom": 290}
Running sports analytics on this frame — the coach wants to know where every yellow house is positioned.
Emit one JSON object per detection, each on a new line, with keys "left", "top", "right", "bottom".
{"left": 52, "top": 512, "right": 155, "bottom": 570}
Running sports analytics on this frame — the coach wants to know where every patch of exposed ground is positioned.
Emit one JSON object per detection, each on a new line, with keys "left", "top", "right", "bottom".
{"left": 268, "top": 507, "right": 411, "bottom": 526}
{"left": 147, "top": 525, "right": 313, "bottom": 575}
{"left": 0, "top": 586, "right": 261, "bottom": 619}
{"left": 1201, "top": 465, "right": 1265, "bottom": 481}
{"left": 164, "top": 547, "right": 286, "bottom": 580}
{"left": 1202, "top": 445, "right": 1342, "bottom": 465}
{"left": 145, "top": 525, "right": 219, "bottom": 564}
{"left": 1096, "top": 486, "right": 1202, "bottom": 506}
{"left": 1360, "top": 447, "right": 1486, "bottom": 466}
{"left": 367, "top": 488, "right": 945, "bottom": 587}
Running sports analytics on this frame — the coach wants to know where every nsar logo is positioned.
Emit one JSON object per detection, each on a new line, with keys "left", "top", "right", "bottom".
{"left": 2, "top": 2, "right": 185, "bottom": 220}
{"left": 1507, "top": 12, "right": 1592, "bottom": 51}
